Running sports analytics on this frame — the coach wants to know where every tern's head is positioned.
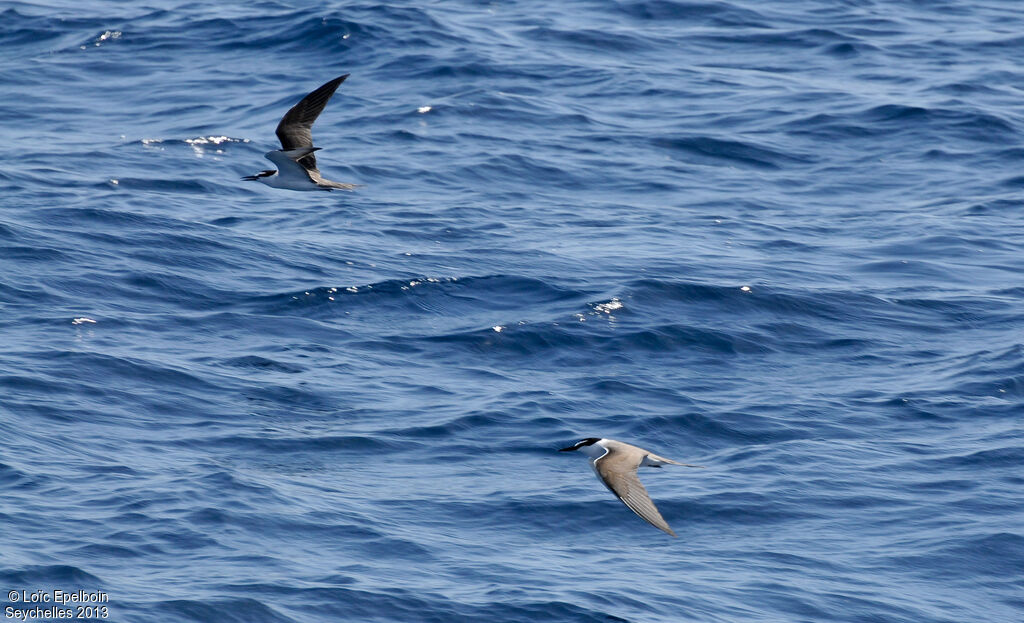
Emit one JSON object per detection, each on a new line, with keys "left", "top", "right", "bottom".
{"left": 559, "top": 437, "right": 603, "bottom": 452}
{"left": 242, "top": 170, "right": 276, "bottom": 182}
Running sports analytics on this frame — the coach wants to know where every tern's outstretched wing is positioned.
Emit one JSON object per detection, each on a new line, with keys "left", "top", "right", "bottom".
{"left": 275, "top": 74, "right": 348, "bottom": 171}
{"left": 592, "top": 446, "right": 677, "bottom": 536}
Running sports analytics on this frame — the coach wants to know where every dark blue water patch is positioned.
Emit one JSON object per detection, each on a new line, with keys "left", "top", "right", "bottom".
{"left": 975, "top": 33, "right": 1024, "bottom": 50}
{"left": 30, "top": 349, "right": 215, "bottom": 393}
{"left": 383, "top": 221, "right": 512, "bottom": 243}
{"left": 74, "top": 10, "right": 359, "bottom": 59}
{"left": 521, "top": 26, "right": 657, "bottom": 54}
{"left": 0, "top": 281, "right": 60, "bottom": 306}
{"left": 585, "top": 378, "right": 698, "bottom": 404}
{"left": 622, "top": 279, "right": 908, "bottom": 335}
{"left": 753, "top": 322, "right": 875, "bottom": 353}
{"left": 997, "top": 174, "right": 1024, "bottom": 190}
{"left": 872, "top": 234, "right": 1020, "bottom": 257}
{"left": 0, "top": 245, "right": 70, "bottom": 263}
{"left": 749, "top": 550, "right": 847, "bottom": 575}
{"left": 920, "top": 148, "right": 981, "bottom": 163}
{"left": 707, "top": 26, "right": 859, "bottom": 49}
{"left": 185, "top": 504, "right": 429, "bottom": 554}
{"left": 187, "top": 434, "right": 403, "bottom": 455}
{"left": 823, "top": 41, "right": 866, "bottom": 58}
{"left": 2, "top": 349, "right": 236, "bottom": 424}
{"left": 219, "top": 355, "right": 308, "bottom": 374}
{"left": 50, "top": 269, "right": 237, "bottom": 313}
{"left": 639, "top": 408, "right": 827, "bottom": 446}
{"left": 928, "top": 80, "right": 1010, "bottom": 97}
{"left": 36, "top": 206, "right": 190, "bottom": 232}
{"left": 157, "top": 598, "right": 295, "bottom": 623}
{"left": 865, "top": 104, "right": 1016, "bottom": 143}
{"left": 408, "top": 321, "right": 772, "bottom": 366}
{"left": 0, "top": 222, "right": 21, "bottom": 239}
{"left": 382, "top": 411, "right": 504, "bottom": 442}
{"left": 784, "top": 103, "right": 1020, "bottom": 147}
{"left": 965, "top": 197, "right": 1024, "bottom": 213}
{"left": 237, "top": 380, "right": 349, "bottom": 415}
{"left": 781, "top": 112, "right": 881, "bottom": 141}
{"left": 70, "top": 542, "right": 145, "bottom": 560}
{"left": 743, "top": 584, "right": 939, "bottom": 623}
{"left": 438, "top": 94, "right": 599, "bottom": 130}
{"left": 889, "top": 296, "right": 1017, "bottom": 329}
{"left": 0, "top": 564, "right": 103, "bottom": 587}
{"left": 652, "top": 136, "right": 814, "bottom": 169}
{"left": 0, "top": 462, "right": 37, "bottom": 491}
{"left": 0, "top": 8, "right": 113, "bottom": 53}
{"left": 852, "top": 259, "right": 962, "bottom": 284}
{"left": 890, "top": 532, "right": 1024, "bottom": 581}
{"left": 0, "top": 372, "right": 74, "bottom": 401}
{"left": 378, "top": 55, "right": 527, "bottom": 82}
{"left": 614, "top": 0, "right": 768, "bottom": 27}
{"left": 133, "top": 520, "right": 220, "bottom": 552}
{"left": 104, "top": 176, "right": 222, "bottom": 194}
{"left": 162, "top": 590, "right": 634, "bottom": 623}
{"left": 921, "top": 445, "right": 1024, "bottom": 471}
{"left": 456, "top": 152, "right": 589, "bottom": 188}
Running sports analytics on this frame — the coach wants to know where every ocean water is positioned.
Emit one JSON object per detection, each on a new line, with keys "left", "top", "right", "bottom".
{"left": 2, "top": 0, "right": 1023, "bottom": 621}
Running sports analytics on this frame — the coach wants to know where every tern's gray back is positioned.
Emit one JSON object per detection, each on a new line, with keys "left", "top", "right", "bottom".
{"left": 594, "top": 444, "right": 677, "bottom": 536}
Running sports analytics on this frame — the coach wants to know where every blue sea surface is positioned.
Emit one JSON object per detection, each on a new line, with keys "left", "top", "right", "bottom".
{"left": 2, "top": 0, "right": 1023, "bottom": 621}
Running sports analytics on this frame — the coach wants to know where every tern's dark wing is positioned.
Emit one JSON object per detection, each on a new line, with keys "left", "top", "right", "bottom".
{"left": 593, "top": 447, "right": 677, "bottom": 536}
{"left": 275, "top": 74, "right": 348, "bottom": 171}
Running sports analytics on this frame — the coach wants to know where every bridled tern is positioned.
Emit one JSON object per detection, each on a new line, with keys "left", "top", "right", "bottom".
{"left": 243, "top": 74, "right": 356, "bottom": 191}
{"left": 559, "top": 437, "right": 703, "bottom": 537}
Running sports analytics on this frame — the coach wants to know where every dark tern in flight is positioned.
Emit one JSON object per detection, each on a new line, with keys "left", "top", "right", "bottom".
{"left": 243, "top": 74, "right": 356, "bottom": 191}
{"left": 560, "top": 437, "right": 704, "bottom": 536}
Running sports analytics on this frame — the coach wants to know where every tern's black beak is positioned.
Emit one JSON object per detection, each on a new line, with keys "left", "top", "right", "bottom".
{"left": 243, "top": 170, "right": 276, "bottom": 182}
{"left": 559, "top": 437, "right": 601, "bottom": 452}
